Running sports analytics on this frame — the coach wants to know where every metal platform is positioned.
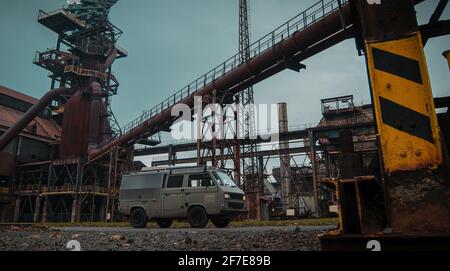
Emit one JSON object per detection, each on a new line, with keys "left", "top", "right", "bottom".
{"left": 37, "top": 9, "right": 86, "bottom": 34}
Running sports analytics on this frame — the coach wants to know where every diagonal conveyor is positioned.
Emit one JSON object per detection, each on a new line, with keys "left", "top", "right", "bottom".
{"left": 89, "top": 0, "right": 355, "bottom": 161}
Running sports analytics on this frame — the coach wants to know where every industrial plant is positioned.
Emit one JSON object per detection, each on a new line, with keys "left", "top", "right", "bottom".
{"left": 0, "top": 0, "right": 449, "bottom": 251}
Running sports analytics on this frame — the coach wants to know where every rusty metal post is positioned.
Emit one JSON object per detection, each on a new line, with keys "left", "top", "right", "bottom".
{"left": 105, "top": 149, "right": 113, "bottom": 222}
{"left": 258, "top": 155, "right": 265, "bottom": 197}
{"left": 308, "top": 129, "right": 320, "bottom": 217}
{"left": 33, "top": 196, "right": 41, "bottom": 222}
{"left": 71, "top": 160, "right": 83, "bottom": 223}
{"left": 443, "top": 50, "right": 450, "bottom": 70}
{"left": 13, "top": 198, "right": 20, "bottom": 222}
{"left": 41, "top": 196, "right": 48, "bottom": 223}
{"left": 110, "top": 147, "right": 119, "bottom": 222}
{"left": 354, "top": 0, "right": 449, "bottom": 234}
{"left": 211, "top": 92, "right": 217, "bottom": 167}
{"left": 278, "top": 103, "right": 291, "bottom": 210}
{"left": 87, "top": 82, "right": 102, "bottom": 153}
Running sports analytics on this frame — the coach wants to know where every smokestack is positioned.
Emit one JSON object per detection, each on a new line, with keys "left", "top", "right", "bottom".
{"left": 278, "top": 103, "right": 291, "bottom": 210}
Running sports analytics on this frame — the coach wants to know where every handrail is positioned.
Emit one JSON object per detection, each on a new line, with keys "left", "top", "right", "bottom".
{"left": 15, "top": 185, "right": 41, "bottom": 193}
{"left": 64, "top": 65, "right": 108, "bottom": 81}
{"left": 37, "top": 9, "right": 86, "bottom": 28}
{"left": 120, "top": 0, "right": 349, "bottom": 138}
{"left": 135, "top": 118, "right": 374, "bottom": 154}
{"left": 42, "top": 185, "right": 108, "bottom": 194}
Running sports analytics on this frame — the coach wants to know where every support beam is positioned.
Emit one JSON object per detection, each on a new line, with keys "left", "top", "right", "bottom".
{"left": 353, "top": 0, "right": 449, "bottom": 235}
{"left": 33, "top": 196, "right": 41, "bottom": 222}
{"left": 308, "top": 129, "right": 320, "bottom": 218}
{"left": 41, "top": 197, "right": 48, "bottom": 223}
{"left": 70, "top": 198, "right": 78, "bottom": 223}
{"left": 420, "top": 20, "right": 450, "bottom": 44}
{"left": 135, "top": 121, "right": 375, "bottom": 157}
{"left": 13, "top": 198, "right": 20, "bottom": 222}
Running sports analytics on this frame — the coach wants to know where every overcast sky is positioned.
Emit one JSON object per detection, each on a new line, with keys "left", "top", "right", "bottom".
{"left": 0, "top": 0, "right": 449, "bottom": 167}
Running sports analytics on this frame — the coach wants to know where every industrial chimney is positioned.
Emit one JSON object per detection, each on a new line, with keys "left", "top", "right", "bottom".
{"left": 278, "top": 103, "right": 291, "bottom": 210}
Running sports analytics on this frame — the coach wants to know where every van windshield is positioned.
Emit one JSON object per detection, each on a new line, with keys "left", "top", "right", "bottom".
{"left": 213, "top": 171, "right": 237, "bottom": 187}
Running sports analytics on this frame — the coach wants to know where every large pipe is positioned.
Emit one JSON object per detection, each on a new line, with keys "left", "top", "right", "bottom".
{"left": 88, "top": 4, "right": 354, "bottom": 161}
{"left": 87, "top": 82, "right": 103, "bottom": 153}
{"left": 0, "top": 87, "right": 75, "bottom": 152}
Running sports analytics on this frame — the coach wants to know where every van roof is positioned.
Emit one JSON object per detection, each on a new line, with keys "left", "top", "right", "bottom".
{"left": 127, "top": 165, "right": 219, "bottom": 176}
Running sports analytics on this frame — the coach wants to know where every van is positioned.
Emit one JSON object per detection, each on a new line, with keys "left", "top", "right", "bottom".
{"left": 118, "top": 166, "right": 247, "bottom": 228}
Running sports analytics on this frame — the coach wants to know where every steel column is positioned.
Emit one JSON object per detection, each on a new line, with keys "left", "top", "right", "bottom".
{"left": 308, "top": 129, "right": 320, "bottom": 217}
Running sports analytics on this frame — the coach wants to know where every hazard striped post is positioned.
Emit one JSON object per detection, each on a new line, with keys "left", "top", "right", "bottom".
{"left": 365, "top": 33, "right": 442, "bottom": 173}
{"left": 351, "top": 0, "right": 449, "bottom": 234}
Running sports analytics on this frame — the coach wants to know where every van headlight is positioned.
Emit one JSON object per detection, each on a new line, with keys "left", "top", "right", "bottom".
{"left": 224, "top": 193, "right": 230, "bottom": 199}
{"left": 242, "top": 195, "right": 246, "bottom": 201}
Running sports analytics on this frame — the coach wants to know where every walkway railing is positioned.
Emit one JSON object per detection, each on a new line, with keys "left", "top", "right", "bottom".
{"left": 38, "top": 9, "right": 86, "bottom": 29}
{"left": 15, "top": 185, "right": 41, "bottom": 194}
{"left": 64, "top": 65, "right": 108, "bottom": 82}
{"left": 43, "top": 185, "right": 108, "bottom": 194}
{"left": 120, "top": 0, "right": 349, "bottom": 137}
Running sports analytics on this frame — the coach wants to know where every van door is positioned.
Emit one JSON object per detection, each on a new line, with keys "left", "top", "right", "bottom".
{"left": 185, "top": 173, "right": 218, "bottom": 214}
{"left": 162, "top": 175, "right": 185, "bottom": 217}
{"left": 119, "top": 172, "right": 164, "bottom": 217}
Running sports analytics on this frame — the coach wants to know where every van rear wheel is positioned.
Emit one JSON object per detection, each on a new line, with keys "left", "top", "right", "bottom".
{"left": 212, "top": 217, "right": 230, "bottom": 228}
{"left": 156, "top": 218, "right": 173, "bottom": 228}
{"left": 130, "top": 208, "right": 148, "bottom": 228}
{"left": 188, "top": 206, "right": 208, "bottom": 228}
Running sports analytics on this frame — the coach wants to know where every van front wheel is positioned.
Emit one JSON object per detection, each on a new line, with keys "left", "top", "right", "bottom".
{"left": 130, "top": 208, "right": 148, "bottom": 228}
{"left": 156, "top": 218, "right": 173, "bottom": 228}
{"left": 212, "top": 217, "right": 230, "bottom": 228}
{"left": 188, "top": 206, "right": 208, "bottom": 228}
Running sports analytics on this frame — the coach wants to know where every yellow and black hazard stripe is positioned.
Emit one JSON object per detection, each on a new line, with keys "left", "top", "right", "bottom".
{"left": 365, "top": 32, "right": 442, "bottom": 174}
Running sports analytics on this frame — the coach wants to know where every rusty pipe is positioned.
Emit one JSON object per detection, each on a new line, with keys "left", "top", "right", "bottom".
{"left": 0, "top": 87, "right": 76, "bottom": 152}
{"left": 87, "top": 82, "right": 103, "bottom": 153}
{"left": 89, "top": 4, "right": 353, "bottom": 161}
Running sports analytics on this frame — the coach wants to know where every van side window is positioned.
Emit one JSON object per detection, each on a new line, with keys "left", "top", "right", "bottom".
{"left": 166, "top": 175, "right": 184, "bottom": 188}
{"left": 188, "top": 173, "right": 215, "bottom": 187}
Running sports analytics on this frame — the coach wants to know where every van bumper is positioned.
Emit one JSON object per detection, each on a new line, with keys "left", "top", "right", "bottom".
{"left": 219, "top": 209, "right": 247, "bottom": 216}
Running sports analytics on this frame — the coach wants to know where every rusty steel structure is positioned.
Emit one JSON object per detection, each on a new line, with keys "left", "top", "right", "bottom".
{"left": 0, "top": 0, "right": 448, "bottom": 238}
{"left": 238, "top": 0, "right": 259, "bottom": 191}
{"left": 143, "top": 96, "right": 377, "bottom": 219}
{"left": 90, "top": 0, "right": 355, "bottom": 163}
{"left": 0, "top": 0, "right": 132, "bottom": 222}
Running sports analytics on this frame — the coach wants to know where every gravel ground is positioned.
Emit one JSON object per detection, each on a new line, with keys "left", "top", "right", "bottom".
{"left": 0, "top": 225, "right": 336, "bottom": 251}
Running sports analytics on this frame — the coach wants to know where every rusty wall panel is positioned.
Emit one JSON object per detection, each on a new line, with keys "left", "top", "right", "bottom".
{"left": 19, "top": 138, "right": 50, "bottom": 163}
{"left": 60, "top": 90, "right": 91, "bottom": 158}
{"left": 0, "top": 152, "right": 15, "bottom": 176}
